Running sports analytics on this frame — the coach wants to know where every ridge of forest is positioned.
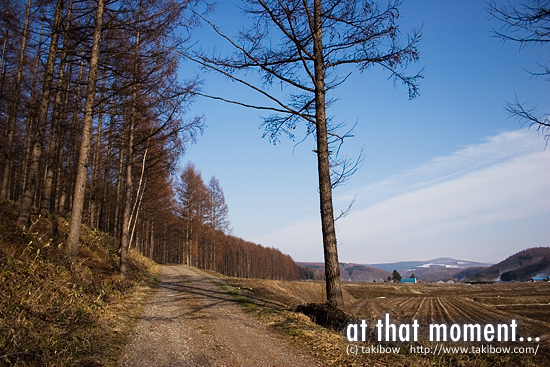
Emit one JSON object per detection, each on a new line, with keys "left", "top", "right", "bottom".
{"left": 462, "top": 247, "right": 550, "bottom": 282}
{"left": 168, "top": 163, "right": 306, "bottom": 280}
{"left": 299, "top": 262, "right": 392, "bottom": 282}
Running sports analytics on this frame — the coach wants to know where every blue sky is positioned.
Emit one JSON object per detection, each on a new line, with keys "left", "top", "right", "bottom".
{"left": 181, "top": 0, "right": 549, "bottom": 264}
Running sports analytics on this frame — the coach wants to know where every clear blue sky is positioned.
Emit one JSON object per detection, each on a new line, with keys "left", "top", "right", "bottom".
{"left": 180, "top": 0, "right": 549, "bottom": 264}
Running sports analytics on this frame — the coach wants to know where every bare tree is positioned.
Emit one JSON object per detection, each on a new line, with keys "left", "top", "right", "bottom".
{"left": 176, "top": 163, "right": 210, "bottom": 266}
{"left": 206, "top": 176, "right": 230, "bottom": 270}
{"left": 187, "top": 0, "right": 421, "bottom": 308}
{"left": 66, "top": 0, "right": 106, "bottom": 265}
{"left": 487, "top": 0, "right": 550, "bottom": 139}
{"left": 207, "top": 176, "right": 230, "bottom": 233}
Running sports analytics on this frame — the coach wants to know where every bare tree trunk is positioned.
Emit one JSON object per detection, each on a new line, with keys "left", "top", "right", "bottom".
{"left": 114, "top": 134, "right": 125, "bottom": 235}
{"left": 41, "top": 0, "right": 74, "bottom": 215}
{"left": 17, "top": 0, "right": 64, "bottom": 227}
{"left": 149, "top": 220, "right": 154, "bottom": 259}
{"left": 1, "top": 0, "right": 31, "bottom": 200}
{"left": 128, "top": 144, "right": 148, "bottom": 249}
{"left": 89, "top": 77, "right": 104, "bottom": 227}
{"left": 129, "top": 176, "right": 146, "bottom": 250}
{"left": 20, "top": 9, "right": 47, "bottom": 200}
{"left": 60, "top": 49, "right": 86, "bottom": 217}
{"left": 119, "top": 2, "right": 142, "bottom": 278}
{"left": 99, "top": 101, "right": 116, "bottom": 232}
{"left": 53, "top": 55, "right": 74, "bottom": 214}
{"left": 119, "top": 121, "right": 134, "bottom": 270}
{"left": 313, "top": 0, "right": 343, "bottom": 309}
{"left": 0, "top": 29, "right": 7, "bottom": 95}
{"left": 65, "top": 0, "right": 105, "bottom": 265}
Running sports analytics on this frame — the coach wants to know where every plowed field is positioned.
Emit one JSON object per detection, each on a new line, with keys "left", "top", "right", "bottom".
{"left": 222, "top": 276, "right": 550, "bottom": 344}
{"left": 345, "top": 282, "right": 550, "bottom": 342}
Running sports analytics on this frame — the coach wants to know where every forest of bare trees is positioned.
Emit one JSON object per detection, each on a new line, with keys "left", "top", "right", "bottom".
{"left": 0, "top": 0, "right": 303, "bottom": 281}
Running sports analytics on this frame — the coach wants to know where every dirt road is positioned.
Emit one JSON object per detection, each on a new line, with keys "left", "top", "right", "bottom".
{"left": 118, "top": 265, "right": 323, "bottom": 367}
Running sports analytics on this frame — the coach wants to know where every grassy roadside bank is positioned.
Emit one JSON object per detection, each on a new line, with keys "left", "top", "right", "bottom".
{"left": 0, "top": 200, "right": 158, "bottom": 366}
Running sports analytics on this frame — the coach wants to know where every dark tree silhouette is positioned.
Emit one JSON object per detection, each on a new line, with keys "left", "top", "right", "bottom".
{"left": 186, "top": 0, "right": 422, "bottom": 308}
{"left": 0, "top": 0, "right": 202, "bottom": 270}
{"left": 392, "top": 269, "right": 401, "bottom": 282}
{"left": 487, "top": 0, "right": 550, "bottom": 140}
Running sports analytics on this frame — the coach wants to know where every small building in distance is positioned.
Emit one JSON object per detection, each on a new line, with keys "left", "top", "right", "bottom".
{"left": 401, "top": 278, "right": 417, "bottom": 283}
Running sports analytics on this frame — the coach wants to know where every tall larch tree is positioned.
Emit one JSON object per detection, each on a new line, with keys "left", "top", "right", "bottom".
{"left": 65, "top": 0, "right": 106, "bottom": 266}
{"left": 188, "top": 0, "right": 422, "bottom": 308}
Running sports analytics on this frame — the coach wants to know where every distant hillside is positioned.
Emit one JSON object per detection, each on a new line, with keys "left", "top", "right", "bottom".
{"left": 367, "top": 258, "right": 491, "bottom": 281}
{"left": 367, "top": 257, "right": 490, "bottom": 272}
{"left": 466, "top": 247, "right": 550, "bottom": 281}
{"left": 298, "top": 262, "right": 392, "bottom": 282}
{"left": 453, "top": 266, "right": 490, "bottom": 281}
{"left": 302, "top": 249, "right": 550, "bottom": 283}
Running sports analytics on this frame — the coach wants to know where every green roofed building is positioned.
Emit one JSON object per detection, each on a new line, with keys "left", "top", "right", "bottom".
{"left": 401, "top": 278, "right": 417, "bottom": 283}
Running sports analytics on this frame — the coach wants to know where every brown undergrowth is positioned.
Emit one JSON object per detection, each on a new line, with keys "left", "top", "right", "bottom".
{"left": 0, "top": 200, "right": 158, "bottom": 366}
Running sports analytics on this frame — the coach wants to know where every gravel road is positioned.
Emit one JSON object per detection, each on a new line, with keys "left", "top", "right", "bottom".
{"left": 118, "top": 265, "right": 324, "bottom": 367}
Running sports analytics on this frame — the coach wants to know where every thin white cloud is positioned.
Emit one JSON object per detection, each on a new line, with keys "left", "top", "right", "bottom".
{"left": 336, "top": 129, "right": 543, "bottom": 208}
{"left": 254, "top": 129, "right": 550, "bottom": 264}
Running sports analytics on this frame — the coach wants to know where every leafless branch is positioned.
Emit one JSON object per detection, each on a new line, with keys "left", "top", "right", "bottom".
{"left": 506, "top": 94, "right": 550, "bottom": 143}
{"left": 335, "top": 194, "right": 357, "bottom": 221}
{"left": 487, "top": 1, "right": 549, "bottom": 138}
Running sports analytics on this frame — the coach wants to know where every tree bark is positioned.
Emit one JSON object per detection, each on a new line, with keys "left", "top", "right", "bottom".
{"left": 65, "top": 0, "right": 105, "bottom": 265}
{"left": 41, "top": 0, "right": 74, "bottom": 215}
{"left": 89, "top": 77, "right": 104, "bottom": 227}
{"left": 119, "top": 0, "right": 142, "bottom": 278}
{"left": 128, "top": 145, "right": 148, "bottom": 250}
{"left": 0, "top": 29, "right": 7, "bottom": 95}
{"left": 312, "top": 0, "right": 344, "bottom": 309}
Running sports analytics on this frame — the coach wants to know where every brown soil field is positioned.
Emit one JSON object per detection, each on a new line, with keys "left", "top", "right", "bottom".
{"left": 345, "top": 282, "right": 550, "bottom": 342}
{"left": 160, "top": 269, "right": 550, "bottom": 366}
{"left": 221, "top": 276, "right": 550, "bottom": 344}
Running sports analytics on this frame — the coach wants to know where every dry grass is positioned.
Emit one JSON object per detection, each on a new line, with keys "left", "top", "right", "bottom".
{"left": 0, "top": 200, "right": 158, "bottom": 366}
{"left": 211, "top": 272, "right": 550, "bottom": 367}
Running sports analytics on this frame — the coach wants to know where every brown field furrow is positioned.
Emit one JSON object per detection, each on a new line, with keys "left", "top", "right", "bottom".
{"left": 366, "top": 299, "right": 386, "bottom": 320}
{"left": 434, "top": 297, "right": 454, "bottom": 325}
{"left": 444, "top": 296, "right": 482, "bottom": 323}
{"left": 437, "top": 297, "right": 457, "bottom": 325}
{"left": 411, "top": 297, "right": 426, "bottom": 321}
{"left": 330, "top": 282, "right": 550, "bottom": 344}
{"left": 497, "top": 304, "right": 550, "bottom": 323}
{"left": 427, "top": 298, "right": 438, "bottom": 325}
{"left": 447, "top": 297, "right": 502, "bottom": 322}
{"left": 426, "top": 297, "right": 439, "bottom": 324}
{"left": 431, "top": 295, "right": 550, "bottom": 340}
{"left": 399, "top": 298, "right": 425, "bottom": 324}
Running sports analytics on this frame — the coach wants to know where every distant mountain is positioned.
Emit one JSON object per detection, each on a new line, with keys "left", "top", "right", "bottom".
{"left": 365, "top": 258, "right": 492, "bottom": 281}
{"left": 301, "top": 248, "right": 550, "bottom": 283}
{"left": 298, "top": 262, "right": 392, "bottom": 282}
{"left": 464, "top": 247, "right": 550, "bottom": 282}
